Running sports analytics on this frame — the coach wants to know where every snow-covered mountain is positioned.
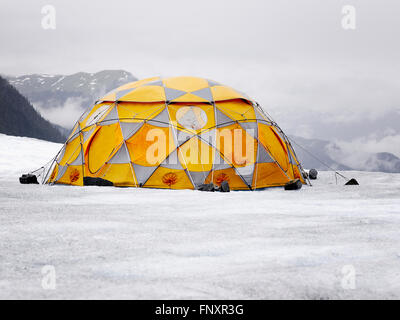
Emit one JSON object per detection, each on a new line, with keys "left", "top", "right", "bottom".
{"left": 290, "top": 135, "right": 400, "bottom": 173}
{"left": 4, "top": 70, "right": 137, "bottom": 129}
{"left": 0, "top": 76, "right": 65, "bottom": 143}
{"left": 289, "top": 135, "right": 351, "bottom": 171}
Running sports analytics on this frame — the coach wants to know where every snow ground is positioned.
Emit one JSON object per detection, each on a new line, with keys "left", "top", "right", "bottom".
{"left": 0, "top": 133, "right": 400, "bottom": 299}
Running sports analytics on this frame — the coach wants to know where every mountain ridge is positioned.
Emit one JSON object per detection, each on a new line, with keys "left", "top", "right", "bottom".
{"left": 0, "top": 76, "right": 65, "bottom": 143}
{"left": 289, "top": 135, "right": 400, "bottom": 173}
{"left": 4, "top": 70, "right": 137, "bottom": 129}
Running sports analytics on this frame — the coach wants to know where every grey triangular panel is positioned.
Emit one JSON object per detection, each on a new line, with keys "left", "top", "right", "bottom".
{"left": 257, "top": 143, "right": 274, "bottom": 163}
{"left": 287, "top": 144, "right": 299, "bottom": 165}
{"left": 55, "top": 165, "right": 67, "bottom": 182}
{"left": 79, "top": 110, "right": 90, "bottom": 122}
{"left": 174, "top": 128, "right": 194, "bottom": 147}
{"left": 207, "top": 79, "right": 220, "bottom": 87}
{"left": 115, "top": 88, "right": 133, "bottom": 100}
{"left": 164, "top": 87, "right": 187, "bottom": 101}
{"left": 82, "top": 126, "right": 96, "bottom": 143}
{"left": 56, "top": 146, "right": 66, "bottom": 163}
{"left": 86, "top": 104, "right": 111, "bottom": 126}
{"left": 288, "top": 151, "right": 295, "bottom": 165}
{"left": 255, "top": 109, "right": 268, "bottom": 122}
{"left": 70, "top": 148, "right": 84, "bottom": 166}
{"left": 99, "top": 105, "right": 118, "bottom": 125}
{"left": 132, "top": 163, "right": 157, "bottom": 185}
{"left": 120, "top": 122, "right": 142, "bottom": 140}
{"left": 199, "top": 129, "right": 216, "bottom": 148}
{"left": 68, "top": 129, "right": 80, "bottom": 142}
{"left": 148, "top": 108, "right": 170, "bottom": 127}
{"left": 216, "top": 108, "right": 234, "bottom": 127}
{"left": 213, "top": 153, "right": 231, "bottom": 170}
{"left": 187, "top": 171, "right": 208, "bottom": 187}
{"left": 191, "top": 87, "right": 213, "bottom": 102}
{"left": 109, "top": 145, "right": 131, "bottom": 164}
{"left": 160, "top": 150, "right": 183, "bottom": 170}
{"left": 239, "top": 121, "right": 258, "bottom": 138}
{"left": 176, "top": 107, "right": 207, "bottom": 130}
{"left": 235, "top": 164, "right": 254, "bottom": 187}
{"left": 143, "top": 80, "right": 163, "bottom": 87}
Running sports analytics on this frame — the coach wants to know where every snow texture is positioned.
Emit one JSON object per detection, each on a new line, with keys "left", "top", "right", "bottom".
{"left": 0, "top": 133, "right": 400, "bottom": 299}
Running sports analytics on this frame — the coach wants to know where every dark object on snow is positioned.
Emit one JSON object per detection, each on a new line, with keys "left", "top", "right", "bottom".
{"left": 219, "top": 180, "right": 230, "bottom": 192}
{"left": 345, "top": 178, "right": 359, "bottom": 185}
{"left": 308, "top": 168, "right": 318, "bottom": 180}
{"left": 284, "top": 179, "right": 303, "bottom": 190}
{"left": 302, "top": 171, "right": 309, "bottom": 179}
{"left": 83, "top": 177, "right": 113, "bottom": 186}
{"left": 197, "top": 183, "right": 215, "bottom": 192}
{"left": 19, "top": 173, "right": 39, "bottom": 184}
{"left": 198, "top": 181, "right": 230, "bottom": 192}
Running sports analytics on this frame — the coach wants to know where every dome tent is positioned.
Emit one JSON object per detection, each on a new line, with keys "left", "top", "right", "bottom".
{"left": 43, "top": 76, "right": 306, "bottom": 190}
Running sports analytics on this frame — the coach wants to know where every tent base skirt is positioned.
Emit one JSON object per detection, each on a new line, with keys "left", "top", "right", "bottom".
{"left": 83, "top": 177, "right": 114, "bottom": 186}
{"left": 284, "top": 179, "right": 302, "bottom": 190}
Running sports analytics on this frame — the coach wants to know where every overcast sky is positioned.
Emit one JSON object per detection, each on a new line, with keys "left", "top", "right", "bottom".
{"left": 1, "top": 0, "right": 400, "bottom": 155}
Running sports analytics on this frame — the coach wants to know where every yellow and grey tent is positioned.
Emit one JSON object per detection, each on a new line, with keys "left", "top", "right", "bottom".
{"left": 43, "top": 76, "right": 306, "bottom": 190}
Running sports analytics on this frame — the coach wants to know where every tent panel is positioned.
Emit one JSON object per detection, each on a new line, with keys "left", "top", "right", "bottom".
{"left": 235, "top": 164, "right": 254, "bottom": 188}
{"left": 132, "top": 163, "right": 157, "bottom": 185}
{"left": 80, "top": 103, "right": 113, "bottom": 128}
{"left": 205, "top": 168, "right": 249, "bottom": 190}
{"left": 101, "top": 163, "right": 136, "bottom": 187}
{"left": 55, "top": 165, "right": 83, "bottom": 186}
{"left": 109, "top": 144, "right": 130, "bottom": 164}
{"left": 211, "top": 86, "right": 246, "bottom": 102}
{"left": 47, "top": 163, "right": 64, "bottom": 184}
{"left": 215, "top": 100, "right": 256, "bottom": 121}
{"left": 117, "top": 102, "right": 165, "bottom": 121}
{"left": 168, "top": 103, "right": 215, "bottom": 134}
{"left": 178, "top": 137, "right": 214, "bottom": 172}
{"left": 98, "top": 105, "right": 118, "bottom": 125}
{"left": 118, "top": 85, "right": 166, "bottom": 102}
{"left": 215, "top": 108, "right": 234, "bottom": 128}
{"left": 67, "top": 122, "right": 79, "bottom": 141}
{"left": 86, "top": 123, "right": 123, "bottom": 174}
{"left": 163, "top": 76, "right": 209, "bottom": 92}
{"left": 258, "top": 123, "right": 289, "bottom": 172}
{"left": 126, "top": 124, "right": 175, "bottom": 166}
{"left": 253, "top": 163, "right": 290, "bottom": 188}
{"left": 187, "top": 171, "right": 208, "bottom": 187}
{"left": 143, "top": 167, "right": 194, "bottom": 189}
{"left": 160, "top": 149, "right": 183, "bottom": 170}
{"left": 119, "top": 122, "right": 143, "bottom": 140}
{"left": 191, "top": 87, "right": 213, "bottom": 102}
{"left": 59, "top": 136, "right": 81, "bottom": 166}
{"left": 216, "top": 123, "right": 257, "bottom": 167}
{"left": 82, "top": 125, "right": 97, "bottom": 145}
{"left": 171, "top": 93, "right": 209, "bottom": 103}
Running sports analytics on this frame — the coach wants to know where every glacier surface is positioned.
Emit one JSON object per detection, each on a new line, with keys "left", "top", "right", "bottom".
{"left": 0, "top": 133, "right": 400, "bottom": 299}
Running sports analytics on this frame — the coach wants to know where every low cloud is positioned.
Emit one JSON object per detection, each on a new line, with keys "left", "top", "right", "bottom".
{"left": 33, "top": 97, "right": 86, "bottom": 129}
{"left": 326, "top": 134, "right": 400, "bottom": 172}
{"left": 334, "top": 134, "right": 400, "bottom": 158}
